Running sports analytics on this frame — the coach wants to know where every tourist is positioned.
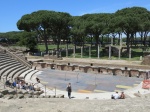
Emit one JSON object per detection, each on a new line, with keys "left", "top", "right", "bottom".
{"left": 12, "top": 80, "right": 17, "bottom": 87}
{"left": 16, "top": 76, "right": 20, "bottom": 84}
{"left": 36, "top": 77, "right": 40, "bottom": 83}
{"left": 28, "top": 83, "right": 35, "bottom": 91}
{"left": 66, "top": 83, "right": 72, "bottom": 99}
{"left": 111, "top": 91, "right": 120, "bottom": 99}
{"left": 120, "top": 92, "right": 125, "bottom": 99}
{"left": 5, "top": 79, "right": 11, "bottom": 87}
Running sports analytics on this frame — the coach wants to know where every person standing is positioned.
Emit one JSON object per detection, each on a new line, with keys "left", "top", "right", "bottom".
{"left": 66, "top": 83, "right": 72, "bottom": 99}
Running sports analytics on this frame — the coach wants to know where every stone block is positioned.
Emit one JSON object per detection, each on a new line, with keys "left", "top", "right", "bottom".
{"left": 9, "top": 90, "right": 16, "bottom": 95}
{"left": 38, "top": 95, "right": 45, "bottom": 98}
{"left": 18, "top": 94, "right": 24, "bottom": 99}
{"left": 51, "top": 95, "right": 56, "bottom": 98}
{"left": 34, "top": 91, "right": 40, "bottom": 95}
{"left": 45, "top": 95, "right": 51, "bottom": 98}
{"left": 24, "top": 94, "right": 32, "bottom": 98}
{"left": 0, "top": 93, "right": 4, "bottom": 98}
{"left": 1, "top": 89, "right": 9, "bottom": 95}
{"left": 34, "top": 95, "right": 39, "bottom": 98}
{"left": 17, "top": 90, "right": 23, "bottom": 94}
{"left": 57, "top": 94, "right": 64, "bottom": 98}
{"left": 6, "top": 95, "right": 14, "bottom": 99}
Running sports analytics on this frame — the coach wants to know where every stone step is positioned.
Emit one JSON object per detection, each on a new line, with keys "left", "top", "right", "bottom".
{"left": 1, "top": 65, "right": 25, "bottom": 80}
{"left": 7, "top": 66, "right": 29, "bottom": 80}
{"left": 0, "top": 61, "right": 20, "bottom": 70}
{"left": 0, "top": 63, "right": 23, "bottom": 78}
{"left": 12, "top": 68, "right": 30, "bottom": 80}
{"left": 25, "top": 70, "right": 39, "bottom": 81}
{"left": 19, "top": 69, "right": 34, "bottom": 79}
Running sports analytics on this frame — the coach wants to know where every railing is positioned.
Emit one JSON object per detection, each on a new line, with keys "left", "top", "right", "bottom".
{"left": 0, "top": 45, "right": 32, "bottom": 68}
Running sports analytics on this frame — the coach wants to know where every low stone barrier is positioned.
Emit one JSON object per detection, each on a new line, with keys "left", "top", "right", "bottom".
{"left": 32, "top": 61, "right": 149, "bottom": 78}
{"left": 47, "top": 63, "right": 55, "bottom": 69}
{"left": 67, "top": 65, "right": 75, "bottom": 71}
{"left": 114, "top": 68, "right": 123, "bottom": 76}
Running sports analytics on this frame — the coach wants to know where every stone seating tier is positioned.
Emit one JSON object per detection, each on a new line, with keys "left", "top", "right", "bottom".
{"left": 0, "top": 47, "right": 36, "bottom": 84}
{"left": 1, "top": 65, "right": 27, "bottom": 80}
{"left": 7, "top": 66, "right": 29, "bottom": 80}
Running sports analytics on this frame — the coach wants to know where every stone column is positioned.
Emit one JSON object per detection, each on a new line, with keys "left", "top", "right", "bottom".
{"left": 89, "top": 46, "right": 91, "bottom": 58}
{"left": 109, "top": 45, "right": 111, "bottom": 59}
{"left": 98, "top": 44, "right": 100, "bottom": 59}
{"left": 129, "top": 47, "right": 131, "bottom": 60}
{"left": 118, "top": 48, "right": 121, "bottom": 59}
{"left": 52, "top": 50, "right": 54, "bottom": 56}
{"left": 66, "top": 47, "right": 68, "bottom": 57}
{"left": 81, "top": 47, "right": 83, "bottom": 58}
{"left": 73, "top": 46, "right": 75, "bottom": 58}
{"left": 119, "top": 34, "right": 122, "bottom": 60}
{"left": 100, "top": 44, "right": 101, "bottom": 58}
{"left": 111, "top": 36, "right": 113, "bottom": 46}
{"left": 56, "top": 51, "right": 59, "bottom": 58}
{"left": 59, "top": 50, "right": 61, "bottom": 57}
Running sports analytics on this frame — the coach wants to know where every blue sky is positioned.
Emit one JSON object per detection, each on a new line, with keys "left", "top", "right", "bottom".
{"left": 0, "top": 0, "right": 150, "bottom": 33}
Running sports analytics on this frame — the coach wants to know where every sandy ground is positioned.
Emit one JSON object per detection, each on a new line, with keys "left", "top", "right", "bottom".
{"left": 0, "top": 95, "right": 150, "bottom": 112}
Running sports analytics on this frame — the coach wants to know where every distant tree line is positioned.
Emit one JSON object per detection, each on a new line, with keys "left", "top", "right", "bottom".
{"left": 1, "top": 7, "right": 150, "bottom": 53}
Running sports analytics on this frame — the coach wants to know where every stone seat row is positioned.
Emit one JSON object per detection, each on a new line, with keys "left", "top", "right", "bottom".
{"left": 0, "top": 51, "right": 39, "bottom": 83}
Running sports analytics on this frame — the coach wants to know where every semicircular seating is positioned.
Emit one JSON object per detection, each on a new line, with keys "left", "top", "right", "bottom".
{"left": 0, "top": 46, "right": 40, "bottom": 84}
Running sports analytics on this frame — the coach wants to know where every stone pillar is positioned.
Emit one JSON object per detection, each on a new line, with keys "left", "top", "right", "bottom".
{"left": 98, "top": 44, "right": 100, "bottom": 59}
{"left": 66, "top": 47, "right": 68, "bottom": 57}
{"left": 129, "top": 47, "right": 131, "bottom": 60}
{"left": 81, "top": 47, "right": 83, "bottom": 58}
{"left": 118, "top": 48, "right": 121, "bottom": 59}
{"left": 27, "top": 52, "right": 30, "bottom": 56}
{"left": 52, "top": 50, "right": 54, "bottom": 56}
{"left": 109, "top": 45, "right": 111, "bottom": 59}
{"left": 60, "top": 50, "right": 61, "bottom": 57}
{"left": 119, "top": 34, "right": 122, "bottom": 60}
{"left": 89, "top": 46, "right": 91, "bottom": 58}
{"left": 56, "top": 51, "right": 59, "bottom": 58}
{"left": 111, "top": 36, "right": 113, "bottom": 46}
{"left": 73, "top": 46, "right": 75, "bottom": 58}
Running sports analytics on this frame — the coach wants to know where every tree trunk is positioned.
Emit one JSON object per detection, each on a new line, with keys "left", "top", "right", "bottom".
{"left": 130, "top": 33, "right": 134, "bottom": 47}
{"left": 101, "top": 35, "right": 103, "bottom": 45}
{"left": 140, "top": 32, "right": 143, "bottom": 46}
{"left": 118, "top": 33, "right": 120, "bottom": 45}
